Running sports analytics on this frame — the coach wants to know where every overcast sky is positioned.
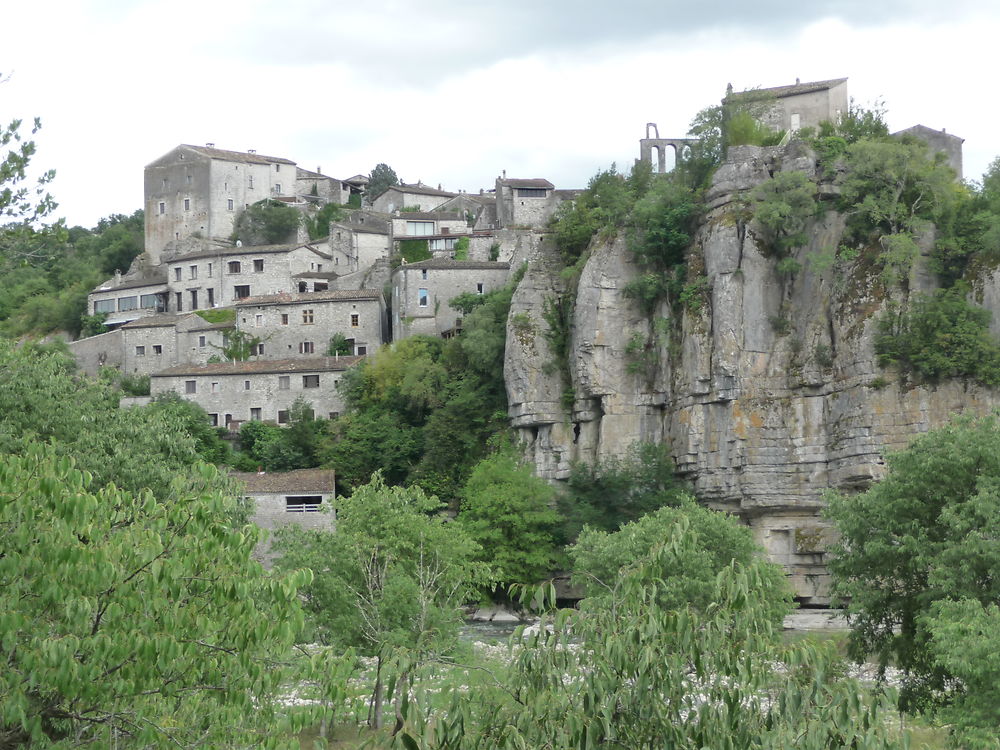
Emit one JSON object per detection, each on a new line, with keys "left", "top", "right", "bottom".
{"left": 3, "top": 0, "right": 997, "bottom": 228}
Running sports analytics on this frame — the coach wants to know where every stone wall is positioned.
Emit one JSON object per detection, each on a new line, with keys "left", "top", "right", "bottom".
{"left": 68, "top": 329, "right": 123, "bottom": 375}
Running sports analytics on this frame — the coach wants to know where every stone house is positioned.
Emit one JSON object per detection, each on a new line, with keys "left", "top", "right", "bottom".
{"left": 726, "top": 77, "right": 849, "bottom": 134}
{"left": 150, "top": 355, "right": 363, "bottom": 427}
{"left": 120, "top": 312, "right": 233, "bottom": 375}
{"left": 893, "top": 124, "right": 965, "bottom": 179}
{"left": 436, "top": 193, "right": 498, "bottom": 230}
{"left": 232, "top": 468, "right": 337, "bottom": 566}
{"left": 234, "top": 289, "right": 385, "bottom": 358}
{"left": 391, "top": 259, "right": 510, "bottom": 340}
{"left": 144, "top": 144, "right": 299, "bottom": 265}
{"left": 88, "top": 270, "right": 169, "bottom": 328}
{"left": 390, "top": 211, "right": 470, "bottom": 256}
{"left": 295, "top": 167, "right": 350, "bottom": 205}
{"left": 163, "top": 241, "right": 334, "bottom": 312}
{"left": 495, "top": 177, "right": 557, "bottom": 228}
{"left": 328, "top": 220, "right": 391, "bottom": 277}
{"left": 372, "top": 182, "right": 457, "bottom": 214}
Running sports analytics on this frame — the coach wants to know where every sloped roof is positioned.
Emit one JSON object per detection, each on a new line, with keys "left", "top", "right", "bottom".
{"left": 120, "top": 313, "right": 185, "bottom": 329}
{"left": 232, "top": 468, "right": 336, "bottom": 494}
{"left": 388, "top": 183, "right": 457, "bottom": 198}
{"left": 893, "top": 124, "right": 965, "bottom": 144}
{"left": 236, "top": 289, "right": 382, "bottom": 307}
{"left": 183, "top": 144, "right": 296, "bottom": 166}
{"left": 499, "top": 178, "right": 554, "bottom": 189}
{"left": 91, "top": 271, "right": 169, "bottom": 294}
{"left": 169, "top": 242, "right": 329, "bottom": 262}
{"left": 727, "top": 78, "right": 848, "bottom": 101}
{"left": 400, "top": 259, "right": 510, "bottom": 271}
{"left": 394, "top": 211, "right": 464, "bottom": 221}
{"left": 152, "top": 355, "right": 364, "bottom": 377}
{"left": 331, "top": 221, "right": 389, "bottom": 236}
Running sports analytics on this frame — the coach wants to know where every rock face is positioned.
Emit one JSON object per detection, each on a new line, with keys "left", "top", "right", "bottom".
{"left": 506, "top": 144, "right": 1000, "bottom": 604}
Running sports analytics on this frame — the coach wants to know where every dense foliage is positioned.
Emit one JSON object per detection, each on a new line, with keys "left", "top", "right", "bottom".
{"left": 231, "top": 198, "right": 301, "bottom": 245}
{"left": 366, "top": 163, "right": 399, "bottom": 202}
{"left": 827, "top": 414, "right": 1000, "bottom": 732}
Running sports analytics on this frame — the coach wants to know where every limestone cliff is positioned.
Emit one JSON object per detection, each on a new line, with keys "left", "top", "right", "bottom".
{"left": 506, "top": 144, "right": 1000, "bottom": 603}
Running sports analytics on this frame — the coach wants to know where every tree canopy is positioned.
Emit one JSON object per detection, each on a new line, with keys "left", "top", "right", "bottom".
{"left": 366, "top": 163, "right": 399, "bottom": 202}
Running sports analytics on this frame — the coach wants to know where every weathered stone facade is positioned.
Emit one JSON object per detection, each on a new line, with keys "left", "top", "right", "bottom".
{"left": 727, "top": 77, "right": 849, "bottom": 133}
{"left": 232, "top": 468, "right": 336, "bottom": 566}
{"left": 505, "top": 140, "right": 1000, "bottom": 604}
{"left": 150, "top": 356, "right": 362, "bottom": 427}
{"left": 391, "top": 259, "right": 510, "bottom": 340}
{"left": 893, "top": 124, "right": 965, "bottom": 179}
{"left": 234, "top": 289, "right": 385, "bottom": 358}
{"left": 120, "top": 313, "right": 232, "bottom": 375}
{"left": 372, "top": 183, "right": 457, "bottom": 213}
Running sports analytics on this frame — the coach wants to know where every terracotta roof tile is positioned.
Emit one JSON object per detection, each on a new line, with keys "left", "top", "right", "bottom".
{"left": 236, "top": 289, "right": 382, "bottom": 306}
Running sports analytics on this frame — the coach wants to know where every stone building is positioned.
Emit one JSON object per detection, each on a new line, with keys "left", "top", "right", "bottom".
{"left": 88, "top": 270, "right": 169, "bottom": 327}
{"left": 893, "top": 124, "right": 965, "bottom": 179}
{"left": 495, "top": 177, "right": 555, "bottom": 228}
{"left": 234, "top": 289, "right": 385, "bottom": 358}
{"left": 232, "top": 468, "right": 337, "bottom": 566}
{"left": 436, "top": 192, "right": 498, "bottom": 230}
{"left": 391, "top": 259, "right": 510, "bottom": 340}
{"left": 726, "top": 77, "right": 849, "bottom": 134}
{"left": 150, "top": 355, "right": 363, "bottom": 427}
{"left": 372, "top": 182, "right": 457, "bottom": 213}
{"left": 328, "top": 219, "right": 391, "bottom": 277}
{"left": 295, "top": 166, "right": 350, "bottom": 205}
{"left": 163, "top": 242, "right": 334, "bottom": 313}
{"left": 390, "top": 211, "right": 470, "bottom": 256}
{"left": 144, "top": 145, "right": 299, "bottom": 265}
{"left": 120, "top": 312, "right": 233, "bottom": 375}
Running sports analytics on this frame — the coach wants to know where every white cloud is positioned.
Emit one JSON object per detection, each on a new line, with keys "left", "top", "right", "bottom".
{"left": 3, "top": 1, "right": 998, "bottom": 226}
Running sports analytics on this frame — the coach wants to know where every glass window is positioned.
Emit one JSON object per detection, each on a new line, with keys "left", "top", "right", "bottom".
{"left": 189, "top": 265, "right": 198, "bottom": 279}
{"left": 227, "top": 261, "right": 241, "bottom": 274}
{"left": 140, "top": 294, "right": 160, "bottom": 309}
{"left": 234, "top": 285, "right": 251, "bottom": 299}
{"left": 135, "top": 346, "right": 145, "bottom": 356}
{"left": 253, "top": 259, "right": 264, "bottom": 272}
{"left": 250, "top": 407, "right": 261, "bottom": 421}
{"left": 153, "top": 345, "right": 162, "bottom": 355}
{"left": 207, "top": 263, "right": 213, "bottom": 278}
{"left": 183, "top": 198, "right": 190, "bottom": 211}
{"left": 244, "top": 380, "right": 251, "bottom": 391}
{"left": 418, "top": 288, "right": 428, "bottom": 307}
{"left": 406, "top": 221, "right": 434, "bottom": 236}
{"left": 174, "top": 267, "right": 182, "bottom": 281}
{"left": 302, "top": 309, "right": 314, "bottom": 324}
{"left": 277, "top": 410, "right": 289, "bottom": 424}
{"left": 94, "top": 299, "right": 115, "bottom": 314}
{"left": 227, "top": 199, "right": 234, "bottom": 211}
{"left": 118, "top": 296, "right": 138, "bottom": 311}
{"left": 302, "top": 375, "right": 319, "bottom": 388}
{"left": 198, "top": 336, "right": 206, "bottom": 347}
{"left": 281, "top": 314, "right": 289, "bottom": 325}
{"left": 185, "top": 380, "right": 196, "bottom": 394}
{"left": 158, "top": 202, "right": 165, "bottom": 214}
{"left": 278, "top": 376, "right": 290, "bottom": 390}
{"left": 350, "top": 313, "right": 359, "bottom": 327}
{"left": 299, "top": 341, "right": 315, "bottom": 354}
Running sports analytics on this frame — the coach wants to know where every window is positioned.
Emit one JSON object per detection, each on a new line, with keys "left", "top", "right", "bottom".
{"left": 189, "top": 265, "right": 198, "bottom": 280}
{"left": 790, "top": 112, "right": 801, "bottom": 131}
{"left": 94, "top": 299, "right": 115, "bottom": 314}
{"left": 207, "top": 263, "right": 213, "bottom": 278}
{"left": 228, "top": 261, "right": 241, "bottom": 274}
{"left": 210, "top": 381, "right": 219, "bottom": 393}
{"left": 406, "top": 221, "right": 434, "bottom": 236}
{"left": 244, "top": 380, "right": 251, "bottom": 391}
{"left": 316, "top": 264, "right": 323, "bottom": 272}
{"left": 253, "top": 259, "right": 264, "bottom": 272}
{"left": 208, "top": 413, "right": 218, "bottom": 427}
{"left": 184, "top": 198, "right": 190, "bottom": 211}
{"left": 302, "top": 375, "right": 319, "bottom": 388}
{"left": 477, "top": 283, "right": 484, "bottom": 294}
{"left": 356, "top": 345, "right": 367, "bottom": 356}
{"left": 254, "top": 343, "right": 264, "bottom": 355}
{"left": 186, "top": 174, "right": 192, "bottom": 185}
{"left": 418, "top": 288, "right": 429, "bottom": 307}
{"left": 277, "top": 410, "right": 289, "bottom": 424}
{"left": 274, "top": 183, "right": 282, "bottom": 194}
{"left": 299, "top": 341, "right": 315, "bottom": 354}
{"left": 516, "top": 187, "right": 547, "bottom": 198}
{"left": 329, "top": 411, "right": 340, "bottom": 419}
{"left": 254, "top": 314, "right": 262, "bottom": 327}
{"left": 250, "top": 407, "right": 262, "bottom": 421}
{"left": 153, "top": 345, "right": 162, "bottom": 355}
{"left": 185, "top": 380, "right": 196, "bottom": 394}
{"left": 135, "top": 346, "right": 145, "bottom": 357}
{"left": 174, "top": 267, "right": 182, "bottom": 281}
{"left": 118, "top": 296, "right": 138, "bottom": 311}
{"left": 302, "top": 309, "right": 314, "bottom": 324}
{"left": 227, "top": 199, "right": 234, "bottom": 211}
{"left": 207, "top": 288, "right": 214, "bottom": 306}
{"left": 350, "top": 313, "right": 359, "bottom": 327}
{"left": 421, "top": 269, "right": 428, "bottom": 280}
{"left": 190, "top": 290, "right": 198, "bottom": 309}
{"left": 161, "top": 178, "right": 168, "bottom": 189}
{"left": 275, "top": 164, "right": 281, "bottom": 173}
{"left": 285, "top": 496, "right": 322, "bottom": 513}
{"left": 140, "top": 294, "right": 160, "bottom": 309}
{"left": 234, "top": 285, "right": 251, "bottom": 299}
{"left": 278, "top": 375, "right": 290, "bottom": 390}
{"left": 429, "top": 238, "right": 457, "bottom": 251}
{"left": 281, "top": 313, "right": 289, "bottom": 325}
{"left": 248, "top": 176, "right": 254, "bottom": 189}
{"left": 175, "top": 292, "right": 183, "bottom": 311}
{"left": 196, "top": 335, "right": 207, "bottom": 348}
{"left": 158, "top": 202, "right": 165, "bottom": 214}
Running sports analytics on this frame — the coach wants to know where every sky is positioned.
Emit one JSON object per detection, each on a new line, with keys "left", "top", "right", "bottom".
{"left": 3, "top": 0, "right": 998, "bottom": 228}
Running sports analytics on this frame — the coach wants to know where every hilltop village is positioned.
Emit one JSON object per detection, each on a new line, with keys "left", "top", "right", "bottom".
{"left": 66, "top": 76, "right": 968, "bottom": 590}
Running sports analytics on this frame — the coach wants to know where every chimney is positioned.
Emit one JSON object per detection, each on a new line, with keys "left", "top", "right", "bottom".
{"left": 206, "top": 142, "right": 215, "bottom": 147}
{"left": 317, "top": 165, "right": 322, "bottom": 174}
{"left": 795, "top": 77, "right": 800, "bottom": 85}
{"left": 248, "top": 149, "right": 256, "bottom": 154}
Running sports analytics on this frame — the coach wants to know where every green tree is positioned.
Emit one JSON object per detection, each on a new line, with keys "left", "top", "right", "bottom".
{"left": 0, "top": 108, "right": 56, "bottom": 225}
{"left": 305, "top": 201, "right": 345, "bottom": 240}
{"left": 211, "top": 328, "right": 262, "bottom": 362}
{"left": 392, "top": 530, "right": 894, "bottom": 750}
{"left": 366, "top": 163, "right": 399, "bottom": 202}
{"left": 458, "top": 451, "right": 561, "bottom": 590}
{"left": 326, "top": 331, "right": 352, "bottom": 355}
{"left": 146, "top": 392, "right": 232, "bottom": 464}
{"left": 231, "top": 199, "right": 300, "bottom": 245}
{"left": 318, "top": 410, "right": 423, "bottom": 490}
{"left": 827, "top": 413, "right": 1000, "bottom": 714}
{"left": 0, "top": 445, "right": 313, "bottom": 748}
{"left": 275, "top": 475, "right": 487, "bottom": 729}
{"left": 569, "top": 496, "right": 791, "bottom": 624}
{"left": 750, "top": 170, "right": 818, "bottom": 256}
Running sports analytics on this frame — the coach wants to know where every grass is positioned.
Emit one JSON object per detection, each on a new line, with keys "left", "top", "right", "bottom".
{"left": 194, "top": 307, "right": 236, "bottom": 324}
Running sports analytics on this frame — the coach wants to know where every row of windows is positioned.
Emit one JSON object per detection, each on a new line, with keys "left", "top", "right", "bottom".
{"left": 94, "top": 293, "right": 166, "bottom": 314}
{"left": 248, "top": 310, "right": 360, "bottom": 327}
{"left": 183, "top": 373, "right": 323, "bottom": 394}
